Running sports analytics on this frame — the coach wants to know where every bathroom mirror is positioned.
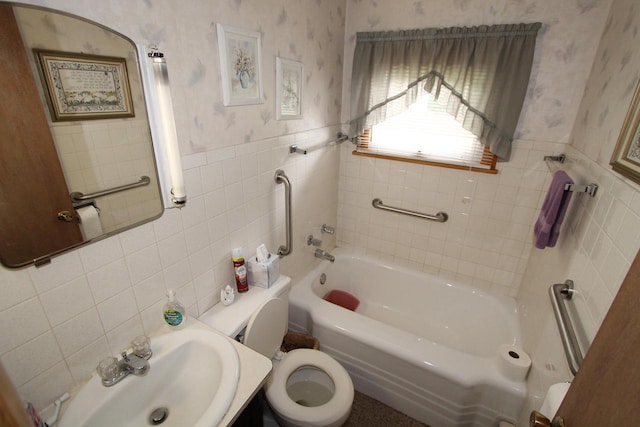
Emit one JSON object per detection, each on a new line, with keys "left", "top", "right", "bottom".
{"left": 0, "top": 2, "right": 164, "bottom": 268}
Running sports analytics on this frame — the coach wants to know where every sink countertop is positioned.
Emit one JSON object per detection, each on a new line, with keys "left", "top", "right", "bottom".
{"left": 220, "top": 337, "right": 272, "bottom": 426}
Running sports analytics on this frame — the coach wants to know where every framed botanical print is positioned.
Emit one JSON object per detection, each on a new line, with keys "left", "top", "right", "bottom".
{"left": 216, "top": 24, "right": 263, "bottom": 106}
{"left": 276, "top": 57, "right": 303, "bottom": 120}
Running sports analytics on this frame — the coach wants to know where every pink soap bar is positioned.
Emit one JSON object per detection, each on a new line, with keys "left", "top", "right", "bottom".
{"left": 323, "top": 290, "right": 360, "bottom": 311}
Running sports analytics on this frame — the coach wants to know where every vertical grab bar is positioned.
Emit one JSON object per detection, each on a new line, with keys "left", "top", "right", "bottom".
{"left": 274, "top": 169, "right": 292, "bottom": 256}
{"left": 549, "top": 280, "right": 584, "bottom": 375}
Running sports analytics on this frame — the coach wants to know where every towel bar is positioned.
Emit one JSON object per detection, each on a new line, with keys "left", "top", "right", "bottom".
{"left": 564, "top": 183, "right": 598, "bottom": 197}
{"left": 289, "top": 132, "right": 349, "bottom": 155}
{"left": 543, "top": 154, "right": 598, "bottom": 197}
{"left": 544, "top": 154, "right": 566, "bottom": 163}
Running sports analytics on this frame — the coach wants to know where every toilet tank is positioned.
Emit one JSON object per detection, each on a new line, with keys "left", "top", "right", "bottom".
{"left": 199, "top": 275, "right": 291, "bottom": 338}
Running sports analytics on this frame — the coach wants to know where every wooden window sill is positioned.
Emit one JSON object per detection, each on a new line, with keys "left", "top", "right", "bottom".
{"left": 352, "top": 150, "right": 499, "bottom": 174}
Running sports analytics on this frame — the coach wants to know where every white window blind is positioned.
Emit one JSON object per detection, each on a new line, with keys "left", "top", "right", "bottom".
{"left": 363, "top": 87, "right": 493, "bottom": 169}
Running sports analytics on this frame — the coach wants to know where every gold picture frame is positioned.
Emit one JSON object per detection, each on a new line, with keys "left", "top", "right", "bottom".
{"left": 611, "top": 79, "right": 640, "bottom": 184}
{"left": 34, "top": 49, "right": 134, "bottom": 121}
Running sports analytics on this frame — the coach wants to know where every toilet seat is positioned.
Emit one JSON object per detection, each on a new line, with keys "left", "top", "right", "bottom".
{"left": 265, "top": 348, "right": 354, "bottom": 427}
{"left": 243, "top": 297, "right": 353, "bottom": 427}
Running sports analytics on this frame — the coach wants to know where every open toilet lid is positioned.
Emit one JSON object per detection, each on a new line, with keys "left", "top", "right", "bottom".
{"left": 243, "top": 297, "right": 288, "bottom": 359}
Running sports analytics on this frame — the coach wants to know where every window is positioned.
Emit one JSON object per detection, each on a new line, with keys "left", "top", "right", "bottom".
{"left": 349, "top": 24, "right": 541, "bottom": 166}
{"left": 354, "top": 86, "right": 498, "bottom": 173}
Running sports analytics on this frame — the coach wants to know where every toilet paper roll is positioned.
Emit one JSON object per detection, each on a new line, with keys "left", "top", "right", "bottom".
{"left": 539, "top": 382, "right": 571, "bottom": 419}
{"left": 496, "top": 344, "right": 531, "bottom": 381}
{"left": 77, "top": 205, "right": 103, "bottom": 240}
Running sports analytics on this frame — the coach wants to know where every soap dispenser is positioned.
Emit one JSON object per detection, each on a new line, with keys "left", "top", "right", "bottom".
{"left": 163, "top": 289, "right": 186, "bottom": 329}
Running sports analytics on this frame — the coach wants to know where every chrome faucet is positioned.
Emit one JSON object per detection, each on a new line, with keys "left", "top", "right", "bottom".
{"left": 314, "top": 248, "right": 335, "bottom": 262}
{"left": 321, "top": 224, "right": 335, "bottom": 234}
{"left": 97, "top": 336, "right": 152, "bottom": 387}
{"left": 121, "top": 351, "right": 150, "bottom": 374}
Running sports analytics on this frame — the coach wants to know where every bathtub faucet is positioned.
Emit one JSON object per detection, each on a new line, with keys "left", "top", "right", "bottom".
{"left": 314, "top": 248, "right": 335, "bottom": 262}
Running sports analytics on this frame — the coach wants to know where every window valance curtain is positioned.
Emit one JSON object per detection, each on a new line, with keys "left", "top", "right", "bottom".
{"left": 349, "top": 23, "right": 541, "bottom": 160}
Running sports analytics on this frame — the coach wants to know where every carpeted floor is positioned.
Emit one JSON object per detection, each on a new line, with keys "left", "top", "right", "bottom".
{"left": 343, "top": 391, "right": 430, "bottom": 427}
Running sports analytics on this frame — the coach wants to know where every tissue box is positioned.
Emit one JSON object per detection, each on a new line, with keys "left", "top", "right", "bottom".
{"left": 247, "top": 254, "right": 280, "bottom": 288}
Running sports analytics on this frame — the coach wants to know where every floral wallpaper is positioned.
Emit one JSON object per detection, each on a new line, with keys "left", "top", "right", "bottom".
{"left": 17, "top": 0, "right": 346, "bottom": 157}
{"left": 571, "top": 0, "right": 640, "bottom": 166}
{"left": 341, "top": 0, "right": 613, "bottom": 143}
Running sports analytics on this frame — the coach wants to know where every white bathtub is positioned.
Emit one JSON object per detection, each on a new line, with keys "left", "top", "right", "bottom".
{"left": 289, "top": 248, "right": 527, "bottom": 427}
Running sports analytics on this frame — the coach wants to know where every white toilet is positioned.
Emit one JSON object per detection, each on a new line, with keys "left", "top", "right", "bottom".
{"left": 243, "top": 296, "right": 354, "bottom": 427}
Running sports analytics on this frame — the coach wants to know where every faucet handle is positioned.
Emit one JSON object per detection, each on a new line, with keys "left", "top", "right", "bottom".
{"left": 96, "top": 357, "right": 119, "bottom": 382}
{"left": 307, "top": 234, "right": 322, "bottom": 247}
{"left": 130, "top": 335, "right": 152, "bottom": 359}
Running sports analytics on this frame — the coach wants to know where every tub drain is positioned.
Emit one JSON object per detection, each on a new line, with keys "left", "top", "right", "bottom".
{"left": 149, "top": 407, "right": 169, "bottom": 425}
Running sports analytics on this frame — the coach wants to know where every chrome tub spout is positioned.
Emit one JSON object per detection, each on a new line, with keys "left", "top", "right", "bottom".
{"left": 314, "top": 249, "right": 335, "bottom": 262}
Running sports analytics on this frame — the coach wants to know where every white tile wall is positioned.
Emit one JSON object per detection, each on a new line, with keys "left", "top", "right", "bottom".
{"left": 516, "top": 145, "right": 640, "bottom": 425}
{"left": 52, "top": 120, "right": 161, "bottom": 234}
{"left": 0, "top": 124, "right": 341, "bottom": 410}
{"left": 337, "top": 139, "right": 566, "bottom": 297}
{"left": 524, "top": 146, "right": 638, "bottom": 342}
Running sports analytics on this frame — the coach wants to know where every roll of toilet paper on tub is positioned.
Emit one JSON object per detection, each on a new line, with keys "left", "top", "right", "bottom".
{"left": 539, "top": 382, "right": 571, "bottom": 419}
{"left": 77, "top": 205, "right": 103, "bottom": 240}
{"left": 496, "top": 344, "right": 531, "bottom": 381}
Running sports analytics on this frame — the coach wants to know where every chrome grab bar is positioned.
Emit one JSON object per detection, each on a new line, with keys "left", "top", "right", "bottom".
{"left": 549, "top": 280, "right": 584, "bottom": 375}
{"left": 70, "top": 176, "right": 151, "bottom": 203}
{"left": 274, "top": 169, "right": 292, "bottom": 256}
{"left": 371, "top": 198, "right": 448, "bottom": 223}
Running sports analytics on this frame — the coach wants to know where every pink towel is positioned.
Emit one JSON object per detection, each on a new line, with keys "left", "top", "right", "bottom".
{"left": 534, "top": 170, "right": 574, "bottom": 249}
{"left": 323, "top": 290, "right": 360, "bottom": 311}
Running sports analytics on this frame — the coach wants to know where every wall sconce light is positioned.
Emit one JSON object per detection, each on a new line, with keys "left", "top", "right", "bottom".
{"left": 137, "top": 45, "right": 186, "bottom": 208}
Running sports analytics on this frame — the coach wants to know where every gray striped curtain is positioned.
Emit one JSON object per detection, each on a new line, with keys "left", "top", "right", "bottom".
{"left": 349, "top": 23, "right": 541, "bottom": 160}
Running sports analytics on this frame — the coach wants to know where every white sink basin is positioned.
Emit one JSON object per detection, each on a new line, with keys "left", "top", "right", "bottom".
{"left": 59, "top": 327, "right": 239, "bottom": 427}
